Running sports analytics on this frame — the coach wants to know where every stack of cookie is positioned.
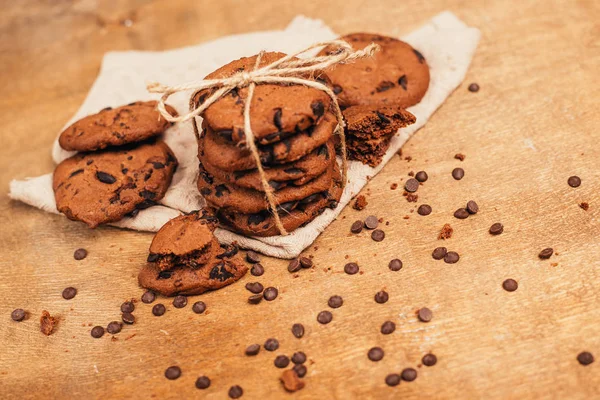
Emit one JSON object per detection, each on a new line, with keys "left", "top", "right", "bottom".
{"left": 138, "top": 210, "right": 247, "bottom": 296}
{"left": 193, "top": 52, "right": 343, "bottom": 237}
{"left": 53, "top": 101, "right": 178, "bottom": 228}
{"left": 319, "top": 33, "right": 429, "bottom": 166}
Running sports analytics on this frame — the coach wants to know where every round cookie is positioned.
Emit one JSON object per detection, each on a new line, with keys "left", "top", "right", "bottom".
{"left": 218, "top": 164, "right": 343, "bottom": 237}
{"left": 200, "top": 111, "right": 337, "bottom": 172}
{"left": 198, "top": 139, "right": 334, "bottom": 191}
{"left": 53, "top": 141, "right": 178, "bottom": 228}
{"left": 198, "top": 157, "right": 335, "bottom": 214}
{"left": 317, "top": 33, "right": 430, "bottom": 108}
{"left": 59, "top": 101, "right": 178, "bottom": 152}
{"left": 138, "top": 238, "right": 248, "bottom": 296}
{"left": 194, "top": 52, "right": 332, "bottom": 146}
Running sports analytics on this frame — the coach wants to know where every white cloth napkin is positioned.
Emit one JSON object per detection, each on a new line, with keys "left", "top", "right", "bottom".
{"left": 9, "top": 12, "right": 480, "bottom": 258}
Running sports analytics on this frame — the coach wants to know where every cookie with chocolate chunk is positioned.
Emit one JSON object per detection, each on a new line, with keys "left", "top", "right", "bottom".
{"left": 194, "top": 52, "right": 331, "bottom": 146}
{"left": 343, "top": 104, "right": 416, "bottom": 139}
{"left": 318, "top": 33, "right": 429, "bottom": 108}
{"left": 53, "top": 141, "right": 177, "bottom": 228}
{"left": 346, "top": 135, "right": 392, "bottom": 167}
{"left": 59, "top": 101, "right": 177, "bottom": 152}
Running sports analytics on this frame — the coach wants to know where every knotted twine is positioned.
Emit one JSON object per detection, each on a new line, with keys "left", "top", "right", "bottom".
{"left": 147, "top": 40, "right": 379, "bottom": 235}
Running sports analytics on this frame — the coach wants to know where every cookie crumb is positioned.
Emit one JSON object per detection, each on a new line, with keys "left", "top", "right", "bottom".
{"left": 438, "top": 224, "right": 454, "bottom": 240}
{"left": 579, "top": 202, "right": 589, "bottom": 211}
{"left": 405, "top": 156, "right": 412, "bottom": 162}
{"left": 353, "top": 195, "right": 368, "bottom": 210}
{"left": 405, "top": 193, "right": 418, "bottom": 203}
{"left": 40, "top": 311, "right": 58, "bottom": 336}
{"left": 454, "top": 153, "right": 466, "bottom": 161}
{"left": 390, "top": 183, "right": 398, "bottom": 190}
{"left": 408, "top": 171, "right": 415, "bottom": 177}
{"left": 280, "top": 369, "right": 305, "bottom": 392}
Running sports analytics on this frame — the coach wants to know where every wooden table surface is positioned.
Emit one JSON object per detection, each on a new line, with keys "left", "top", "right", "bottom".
{"left": 1, "top": 0, "right": 599, "bottom": 398}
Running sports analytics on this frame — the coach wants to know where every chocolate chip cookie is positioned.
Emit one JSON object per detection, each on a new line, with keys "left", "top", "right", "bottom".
{"left": 53, "top": 141, "right": 178, "bottom": 228}
{"left": 194, "top": 52, "right": 331, "bottom": 146}
{"left": 318, "top": 33, "right": 430, "bottom": 108}
{"left": 58, "top": 101, "right": 177, "bottom": 152}
{"left": 343, "top": 104, "right": 416, "bottom": 139}
{"left": 346, "top": 135, "right": 393, "bottom": 167}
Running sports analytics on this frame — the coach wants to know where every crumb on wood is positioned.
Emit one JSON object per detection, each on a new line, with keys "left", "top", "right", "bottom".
{"left": 353, "top": 195, "right": 368, "bottom": 210}
{"left": 40, "top": 310, "right": 58, "bottom": 336}
{"left": 438, "top": 224, "right": 454, "bottom": 240}
{"left": 405, "top": 156, "right": 412, "bottom": 162}
{"left": 579, "top": 202, "right": 589, "bottom": 211}
{"left": 280, "top": 369, "right": 305, "bottom": 392}
{"left": 406, "top": 193, "right": 418, "bottom": 202}
{"left": 455, "top": 153, "right": 466, "bottom": 161}
{"left": 390, "top": 183, "right": 398, "bottom": 190}
{"left": 408, "top": 171, "right": 415, "bottom": 176}
{"left": 403, "top": 215, "right": 410, "bottom": 219}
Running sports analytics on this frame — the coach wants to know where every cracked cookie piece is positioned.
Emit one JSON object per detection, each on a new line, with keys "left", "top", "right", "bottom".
{"left": 318, "top": 33, "right": 430, "bottom": 108}
{"left": 343, "top": 104, "right": 416, "bottom": 139}
{"left": 53, "top": 141, "right": 178, "bottom": 228}
{"left": 58, "top": 101, "right": 177, "bottom": 152}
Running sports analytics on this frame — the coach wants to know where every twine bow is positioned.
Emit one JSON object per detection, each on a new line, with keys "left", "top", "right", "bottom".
{"left": 147, "top": 40, "right": 379, "bottom": 236}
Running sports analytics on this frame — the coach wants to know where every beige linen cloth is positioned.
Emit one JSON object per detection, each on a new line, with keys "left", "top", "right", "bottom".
{"left": 9, "top": 12, "right": 480, "bottom": 258}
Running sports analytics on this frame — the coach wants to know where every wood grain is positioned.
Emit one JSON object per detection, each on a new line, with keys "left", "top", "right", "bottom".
{"left": 1, "top": 0, "right": 600, "bottom": 398}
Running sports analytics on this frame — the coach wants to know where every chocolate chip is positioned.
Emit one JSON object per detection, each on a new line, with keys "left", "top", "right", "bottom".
{"left": 415, "top": 171, "right": 428, "bottom": 182}
{"left": 152, "top": 303, "right": 166, "bottom": 316}
{"left": 375, "top": 291, "right": 389, "bottom": 304}
{"left": 385, "top": 374, "right": 401, "bottom": 388}
{"left": 351, "top": 220, "right": 363, "bottom": 233}
{"left": 317, "top": 310, "right": 333, "bottom": 324}
{"left": 273, "top": 108, "right": 283, "bottom": 130}
{"left": 195, "top": 376, "right": 211, "bottom": 389}
{"left": 311, "top": 100, "right": 325, "bottom": 117}
{"left": 245, "top": 282, "right": 264, "bottom": 294}
{"left": 73, "top": 248, "right": 88, "bottom": 260}
{"left": 246, "top": 344, "right": 260, "bottom": 356}
{"left": 141, "top": 291, "right": 156, "bottom": 304}
{"left": 264, "top": 338, "right": 279, "bottom": 351}
{"left": 292, "top": 352, "right": 307, "bottom": 364}
{"left": 104, "top": 321, "right": 121, "bottom": 335}
{"left": 388, "top": 259, "right": 403, "bottom": 271}
{"left": 173, "top": 295, "right": 187, "bottom": 308}
{"left": 228, "top": 385, "right": 243, "bottom": 398}
{"left": 299, "top": 257, "right": 313, "bottom": 269}
{"left": 62, "top": 287, "right": 77, "bottom": 300}
{"left": 251, "top": 263, "right": 265, "bottom": 276}
{"left": 489, "top": 223, "right": 504, "bottom": 235}
{"left": 292, "top": 323, "right": 305, "bottom": 338}
{"left": 502, "top": 279, "right": 518, "bottom": 292}
{"left": 192, "top": 301, "right": 206, "bottom": 314}
{"left": 468, "top": 83, "right": 480, "bottom": 92}
{"left": 452, "top": 168, "right": 465, "bottom": 180}
{"left": 165, "top": 366, "right": 181, "bottom": 380}
{"left": 333, "top": 85, "right": 343, "bottom": 94}
{"left": 96, "top": 171, "right": 116, "bottom": 184}
{"left": 246, "top": 251, "right": 260, "bottom": 264}
{"left": 91, "top": 326, "right": 105, "bottom": 338}
{"left": 467, "top": 200, "right": 479, "bottom": 214}
{"left": 11, "top": 309, "right": 26, "bottom": 322}
{"left": 539, "top": 248, "right": 554, "bottom": 259}
{"left": 418, "top": 307, "right": 433, "bottom": 322}
{"left": 328, "top": 295, "right": 343, "bottom": 309}
{"left": 147, "top": 253, "right": 159, "bottom": 263}
{"left": 405, "top": 178, "right": 420, "bottom": 193}
{"left": 418, "top": 204, "right": 432, "bottom": 216}
{"left": 381, "top": 321, "right": 396, "bottom": 334}
{"left": 454, "top": 208, "right": 469, "bottom": 219}
{"left": 344, "top": 262, "right": 359, "bottom": 275}
{"left": 376, "top": 80, "right": 395, "bottom": 92}
{"left": 368, "top": 347, "right": 384, "bottom": 361}
{"left": 376, "top": 111, "right": 391, "bottom": 124}
{"left": 263, "top": 287, "right": 278, "bottom": 301}
{"left": 577, "top": 351, "right": 594, "bottom": 366}
{"left": 274, "top": 355, "right": 290, "bottom": 368}
{"left": 372, "top": 229, "right": 385, "bottom": 242}
{"left": 401, "top": 368, "right": 417, "bottom": 381}
{"left": 422, "top": 353, "right": 438, "bottom": 366}
{"left": 364, "top": 215, "right": 379, "bottom": 229}
{"left": 120, "top": 301, "right": 134, "bottom": 313}
{"left": 432, "top": 247, "right": 447, "bottom": 260}
{"left": 444, "top": 251, "right": 460, "bottom": 264}
{"left": 288, "top": 259, "right": 301, "bottom": 273}
{"left": 568, "top": 176, "right": 581, "bottom": 188}
{"left": 121, "top": 312, "right": 135, "bottom": 325}
{"left": 248, "top": 294, "right": 263, "bottom": 304}
{"left": 293, "top": 364, "right": 307, "bottom": 378}
{"left": 398, "top": 75, "right": 408, "bottom": 90}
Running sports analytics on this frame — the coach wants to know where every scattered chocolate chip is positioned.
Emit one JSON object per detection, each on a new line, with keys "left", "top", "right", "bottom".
{"left": 454, "top": 208, "right": 469, "bottom": 219}
{"left": 344, "top": 262, "right": 359, "bottom": 275}
{"left": 385, "top": 373, "right": 401, "bottom": 387}
{"left": 368, "top": 347, "right": 384, "bottom": 361}
{"left": 287, "top": 259, "right": 301, "bottom": 273}
{"left": 121, "top": 312, "right": 135, "bottom": 325}
{"left": 317, "top": 311, "right": 333, "bottom": 324}
{"left": 466, "top": 200, "right": 479, "bottom": 214}
{"left": 502, "top": 279, "right": 518, "bottom": 292}
{"left": 248, "top": 294, "right": 263, "bottom": 304}
{"left": 73, "top": 248, "right": 87, "bottom": 260}
{"left": 263, "top": 287, "right": 278, "bottom": 301}
{"left": 293, "top": 364, "right": 307, "bottom": 378}
{"left": 173, "top": 295, "right": 187, "bottom": 308}
{"left": 121, "top": 301, "right": 135, "bottom": 313}
{"left": 107, "top": 321, "right": 122, "bottom": 334}
{"left": 468, "top": 83, "right": 480, "bottom": 92}
{"left": 432, "top": 247, "right": 448, "bottom": 260}
{"left": 11, "top": 308, "right": 26, "bottom": 322}
{"left": 577, "top": 351, "right": 594, "bottom": 366}
{"left": 291, "top": 352, "right": 307, "bottom": 364}
{"left": 405, "top": 178, "right": 420, "bottom": 193}
{"left": 91, "top": 326, "right": 105, "bottom": 338}
{"left": 274, "top": 355, "right": 290, "bottom": 368}
{"left": 489, "top": 223, "right": 504, "bottom": 235}
{"left": 371, "top": 229, "right": 385, "bottom": 242}
{"left": 246, "top": 344, "right": 260, "bottom": 356}
{"left": 299, "top": 257, "right": 313, "bottom": 269}
{"left": 228, "top": 385, "right": 243, "bottom": 399}
{"left": 444, "top": 251, "right": 460, "bottom": 264}
{"left": 62, "top": 287, "right": 77, "bottom": 300}
{"left": 351, "top": 220, "right": 363, "bottom": 234}
{"left": 418, "top": 307, "right": 433, "bottom": 322}
{"left": 245, "top": 282, "right": 264, "bottom": 294}
{"left": 192, "top": 301, "right": 206, "bottom": 314}
{"left": 415, "top": 171, "right": 428, "bottom": 182}
{"left": 375, "top": 291, "right": 389, "bottom": 304}
{"left": 452, "top": 168, "right": 465, "bottom": 180}
{"left": 251, "top": 264, "right": 265, "bottom": 276}
{"left": 264, "top": 338, "right": 279, "bottom": 351}
{"left": 195, "top": 376, "right": 211, "bottom": 389}
{"left": 401, "top": 368, "right": 417, "bottom": 381}
{"left": 152, "top": 303, "right": 166, "bottom": 316}
{"left": 246, "top": 251, "right": 260, "bottom": 264}
{"left": 422, "top": 353, "right": 437, "bottom": 366}
{"left": 417, "top": 204, "right": 432, "bottom": 216}
{"left": 328, "top": 295, "right": 343, "bottom": 309}
{"left": 141, "top": 291, "right": 156, "bottom": 304}
{"left": 538, "top": 248, "right": 554, "bottom": 259}
{"left": 364, "top": 215, "right": 379, "bottom": 230}
{"left": 165, "top": 366, "right": 181, "bottom": 380}
{"left": 292, "top": 323, "right": 305, "bottom": 338}
{"left": 568, "top": 176, "right": 581, "bottom": 188}
{"left": 381, "top": 321, "right": 396, "bottom": 334}
{"left": 388, "top": 259, "right": 403, "bottom": 271}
